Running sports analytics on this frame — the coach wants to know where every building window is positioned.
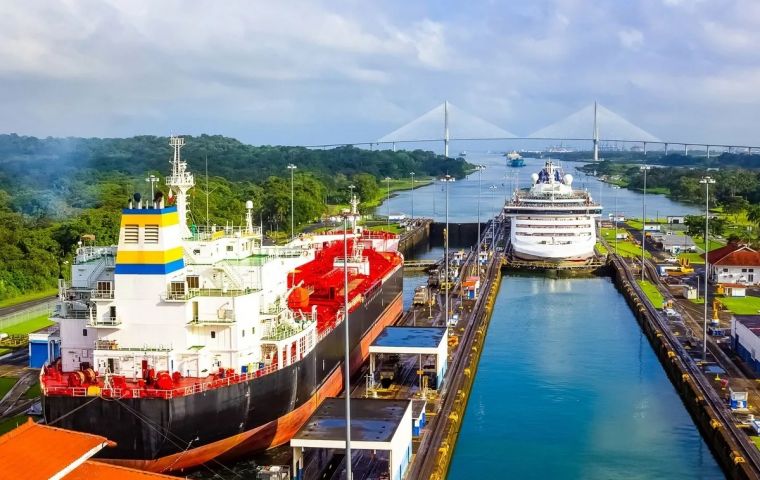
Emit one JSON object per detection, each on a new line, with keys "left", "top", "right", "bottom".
{"left": 82, "top": 329, "right": 88, "bottom": 337}
{"left": 226, "top": 245, "right": 234, "bottom": 252}
{"left": 251, "top": 327, "right": 255, "bottom": 335}
{"left": 124, "top": 225, "right": 139, "bottom": 243}
{"left": 187, "top": 275, "right": 200, "bottom": 289}
{"left": 144, "top": 224, "right": 159, "bottom": 244}
{"left": 210, "top": 331, "right": 216, "bottom": 339}
{"left": 242, "top": 330, "right": 245, "bottom": 337}
{"left": 742, "top": 268, "right": 748, "bottom": 273}
{"left": 169, "top": 281, "right": 186, "bottom": 296}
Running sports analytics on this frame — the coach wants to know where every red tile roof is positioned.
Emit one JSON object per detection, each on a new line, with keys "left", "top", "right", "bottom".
{"left": 0, "top": 418, "right": 111, "bottom": 479}
{"left": 704, "top": 243, "right": 760, "bottom": 266}
{"left": 64, "top": 460, "right": 178, "bottom": 479}
{"left": 0, "top": 419, "right": 176, "bottom": 479}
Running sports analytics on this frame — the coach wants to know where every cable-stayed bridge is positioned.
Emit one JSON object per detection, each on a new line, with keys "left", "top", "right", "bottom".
{"left": 304, "top": 102, "right": 760, "bottom": 158}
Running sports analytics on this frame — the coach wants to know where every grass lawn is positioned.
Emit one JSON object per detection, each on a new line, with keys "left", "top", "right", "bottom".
{"left": 752, "top": 436, "right": 760, "bottom": 451}
{"left": 600, "top": 228, "right": 650, "bottom": 259}
{"left": 678, "top": 252, "right": 705, "bottom": 265}
{"left": 719, "top": 296, "right": 760, "bottom": 315}
{"left": 0, "top": 415, "right": 27, "bottom": 435}
{"left": 612, "top": 241, "right": 651, "bottom": 259}
{"left": 0, "top": 377, "right": 18, "bottom": 400}
{"left": 637, "top": 280, "right": 665, "bottom": 308}
{"left": 625, "top": 218, "right": 667, "bottom": 230}
{"left": 366, "top": 224, "right": 403, "bottom": 235}
{"left": 1, "top": 314, "right": 54, "bottom": 335}
{"left": 23, "top": 382, "right": 40, "bottom": 400}
{"left": 596, "top": 242, "right": 608, "bottom": 255}
{"left": 0, "top": 289, "right": 56, "bottom": 309}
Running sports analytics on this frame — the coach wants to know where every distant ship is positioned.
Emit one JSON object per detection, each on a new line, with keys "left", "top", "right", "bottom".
{"left": 503, "top": 161, "right": 602, "bottom": 261}
{"left": 506, "top": 151, "right": 524, "bottom": 167}
{"left": 458, "top": 151, "right": 468, "bottom": 157}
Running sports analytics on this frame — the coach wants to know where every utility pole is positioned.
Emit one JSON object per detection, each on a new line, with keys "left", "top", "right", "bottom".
{"left": 410, "top": 172, "right": 415, "bottom": 224}
{"left": 700, "top": 175, "right": 716, "bottom": 362}
{"left": 476, "top": 165, "right": 484, "bottom": 275}
{"left": 640, "top": 165, "right": 651, "bottom": 281}
{"left": 287, "top": 163, "right": 297, "bottom": 241}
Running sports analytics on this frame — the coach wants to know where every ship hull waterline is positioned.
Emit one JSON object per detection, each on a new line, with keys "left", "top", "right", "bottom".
{"left": 43, "top": 266, "right": 403, "bottom": 474}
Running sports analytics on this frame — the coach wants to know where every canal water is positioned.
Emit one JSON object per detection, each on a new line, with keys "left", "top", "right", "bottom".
{"left": 386, "top": 159, "right": 721, "bottom": 478}
{"left": 380, "top": 154, "right": 700, "bottom": 223}
{"left": 447, "top": 275, "right": 723, "bottom": 479}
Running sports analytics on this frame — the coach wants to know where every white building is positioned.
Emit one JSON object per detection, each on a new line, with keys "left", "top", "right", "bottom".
{"left": 706, "top": 244, "right": 760, "bottom": 285}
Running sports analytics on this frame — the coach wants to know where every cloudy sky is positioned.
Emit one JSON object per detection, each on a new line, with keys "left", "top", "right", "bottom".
{"left": 1, "top": 0, "right": 759, "bottom": 146}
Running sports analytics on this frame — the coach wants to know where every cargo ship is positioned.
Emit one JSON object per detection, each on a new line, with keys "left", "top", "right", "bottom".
{"left": 506, "top": 151, "right": 524, "bottom": 167}
{"left": 40, "top": 137, "right": 403, "bottom": 472}
{"left": 503, "top": 160, "right": 602, "bottom": 261}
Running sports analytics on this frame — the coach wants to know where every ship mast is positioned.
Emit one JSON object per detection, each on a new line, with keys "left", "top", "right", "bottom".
{"left": 165, "top": 136, "right": 195, "bottom": 237}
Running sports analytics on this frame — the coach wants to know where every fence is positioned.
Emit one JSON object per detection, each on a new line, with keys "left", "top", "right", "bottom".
{"left": 0, "top": 301, "right": 56, "bottom": 333}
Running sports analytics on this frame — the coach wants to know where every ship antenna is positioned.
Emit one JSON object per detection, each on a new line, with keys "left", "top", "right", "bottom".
{"left": 165, "top": 135, "right": 195, "bottom": 237}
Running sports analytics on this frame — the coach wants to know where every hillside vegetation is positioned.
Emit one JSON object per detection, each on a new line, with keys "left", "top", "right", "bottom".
{"left": 0, "top": 134, "right": 471, "bottom": 301}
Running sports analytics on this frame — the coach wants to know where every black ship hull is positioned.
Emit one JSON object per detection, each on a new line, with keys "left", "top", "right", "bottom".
{"left": 43, "top": 265, "right": 403, "bottom": 471}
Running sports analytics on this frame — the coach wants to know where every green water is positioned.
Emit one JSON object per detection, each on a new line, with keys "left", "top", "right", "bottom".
{"left": 448, "top": 274, "right": 723, "bottom": 479}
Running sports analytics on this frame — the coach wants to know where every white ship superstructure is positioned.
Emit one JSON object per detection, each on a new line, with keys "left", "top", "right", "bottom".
{"left": 503, "top": 161, "right": 602, "bottom": 261}
{"left": 52, "top": 137, "right": 348, "bottom": 380}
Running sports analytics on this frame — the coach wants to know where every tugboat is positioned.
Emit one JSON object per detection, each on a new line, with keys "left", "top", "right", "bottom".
{"left": 41, "top": 137, "right": 404, "bottom": 472}
{"left": 506, "top": 151, "right": 525, "bottom": 167}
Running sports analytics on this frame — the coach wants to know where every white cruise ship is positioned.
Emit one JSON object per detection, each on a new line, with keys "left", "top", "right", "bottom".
{"left": 503, "top": 161, "right": 602, "bottom": 261}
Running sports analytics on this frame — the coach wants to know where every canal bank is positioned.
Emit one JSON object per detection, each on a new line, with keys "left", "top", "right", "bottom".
{"left": 449, "top": 273, "right": 723, "bottom": 479}
{"left": 610, "top": 255, "right": 760, "bottom": 479}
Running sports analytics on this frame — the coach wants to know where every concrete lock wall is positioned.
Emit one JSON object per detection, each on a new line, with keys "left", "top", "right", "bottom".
{"left": 610, "top": 257, "right": 758, "bottom": 480}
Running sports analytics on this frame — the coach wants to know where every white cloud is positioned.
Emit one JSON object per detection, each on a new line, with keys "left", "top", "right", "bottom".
{"left": 0, "top": 0, "right": 759, "bottom": 145}
{"left": 618, "top": 28, "right": 644, "bottom": 50}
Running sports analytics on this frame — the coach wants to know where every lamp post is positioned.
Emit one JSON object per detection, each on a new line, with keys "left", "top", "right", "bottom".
{"left": 145, "top": 175, "right": 158, "bottom": 204}
{"left": 612, "top": 185, "right": 620, "bottom": 255}
{"left": 385, "top": 177, "right": 392, "bottom": 229}
{"left": 489, "top": 185, "right": 498, "bottom": 243}
{"left": 348, "top": 184, "right": 355, "bottom": 231}
{"left": 341, "top": 213, "right": 352, "bottom": 478}
{"left": 442, "top": 175, "right": 454, "bottom": 326}
{"left": 287, "top": 164, "right": 297, "bottom": 241}
{"left": 700, "top": 175, "right": 716, "bottom": 362}
{"left": 410, "top": 172, "right": 415, "bottom": 224}
{"left": 476, "top": 165, "right": 485, "bottom": 275}
{"left": 640, "top": 165, "right": 651, "bottom": 281}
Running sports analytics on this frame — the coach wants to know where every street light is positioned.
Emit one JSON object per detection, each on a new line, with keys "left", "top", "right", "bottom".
{"left": 348, "top": 184, "right": 355, "bottom": 231}
{"left": 341, "top": 212, "right": 352, "bottom": 479}
{"left": 700, "top": 175, "right": 716, "bottom": 362}
{"left": 640, "top": 165, "right": 651, "bottom": 281}
{"left": 489, "top": 185, "right": 498, "bottom": 243}
{"left": 476, "top": 165, "right": 485, "bottom": 275}
{"left": 287, "top": 164, "right": 297, "bottom": 241}
{"left": 612, "top": 185, "right": 620, "bottom": 255}
{"left": 385, "top": 177, "right": 392, "bottom": 229}
{"left": 145, "top": 175, "right": 158, "bottom": 204}
{"left": 441, "top": 174, "right": 454, "bottom": 327}
{"left": 410, "top": 172, "right": 415, "bottom": 224}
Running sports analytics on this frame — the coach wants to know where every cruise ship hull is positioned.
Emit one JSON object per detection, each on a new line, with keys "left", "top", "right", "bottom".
{"left": 510, "top": 239, "right": 596, "bottom": 261}
{"left": 43, "top": 266, "right": 403, "bottom": 473}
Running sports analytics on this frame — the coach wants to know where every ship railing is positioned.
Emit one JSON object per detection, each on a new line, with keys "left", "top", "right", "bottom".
{"left": 88, "top": 316, "right": 121, "bottom": 327}
{"left": 186, "top": 225, "right": 262, "bottom": 241}
{"left": 90, "top": 289, "right": 115, "bottom": 299}
{"left": 44, "top": 365, "right": 293, "bottom": 399}
{"left": 261, "top": 322, "right": 308, "bottom": 342}
{"left": 74, "top": 246, "right": 117, "bottom": 265}
{"left": 161, "top": 287, "right": 255, "bottom": 301}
